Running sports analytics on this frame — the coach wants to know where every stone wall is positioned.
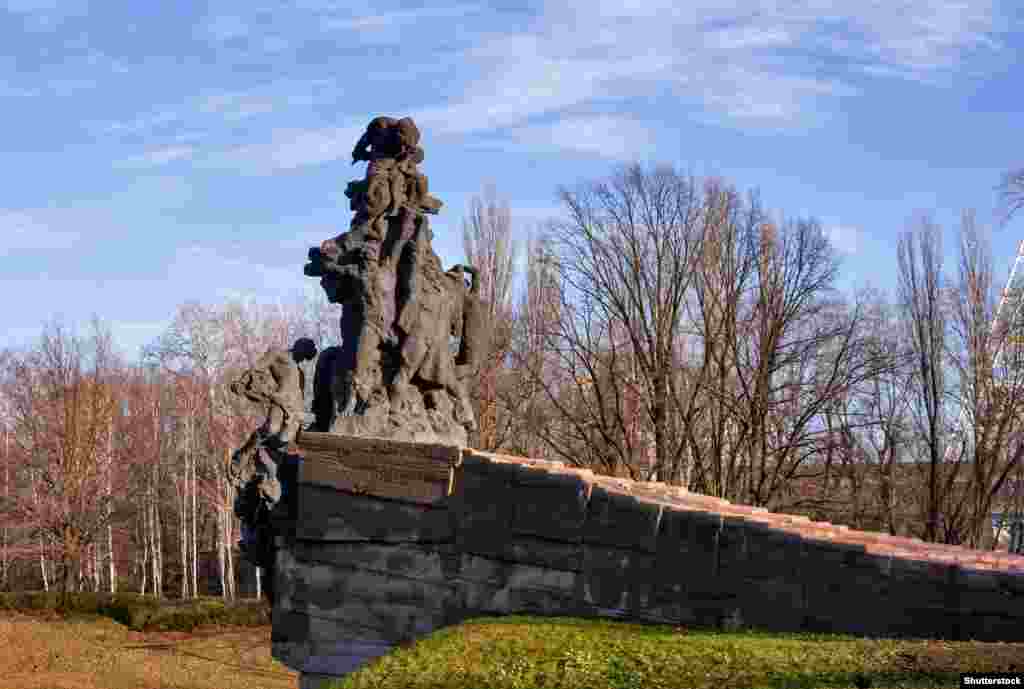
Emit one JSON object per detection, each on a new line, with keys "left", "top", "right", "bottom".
{"left": 271, "top": 434, "right": 1024, "bottom": 688}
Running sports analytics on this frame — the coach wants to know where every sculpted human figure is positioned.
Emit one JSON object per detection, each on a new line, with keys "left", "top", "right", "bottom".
{"left": 313, "top": 234, "right": 387, "bottom": 417}
{"left": 229, "top": 338, "right": 316, "bottom": 568}
{"left": 454, "top": 264, "right": 485, "bottom": 378}
{"left": 304, "top": 116, "right": 481, "bottom": 443}
{"left": 230, "top": 337, "right": 317, "bottom": 449}
{"left": 389, "top": 263, "right": 482, "bottom": 427}
{"left": 350, "top": 116, "right": 404, "bottom": 240}
{"left": 348, "top": 116, "right": 442, "bottom": 240}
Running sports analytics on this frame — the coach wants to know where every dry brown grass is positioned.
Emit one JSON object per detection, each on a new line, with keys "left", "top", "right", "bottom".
{"left": 0, "top": 611, "right": 297, "bottom": 689}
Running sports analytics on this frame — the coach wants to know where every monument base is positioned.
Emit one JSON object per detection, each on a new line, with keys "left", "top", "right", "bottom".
{"left": 270, "top": 432, "right": 463, "bottom": 686}
{"left": 268, "top": 432, "right": 1024, "bottom": 688}
{"left": 299, "top": 673, "right": 334, "bottom": 689}
{"left": 285, "top": 637, "right": 395, "bottom": 688}
{"left": 327, "top": 405, "right": 468, "bottom": 447}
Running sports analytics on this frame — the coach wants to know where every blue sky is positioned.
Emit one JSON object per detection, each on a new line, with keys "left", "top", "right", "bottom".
{"left": 1, "top": 0, "right": 1022, "bottom": 359}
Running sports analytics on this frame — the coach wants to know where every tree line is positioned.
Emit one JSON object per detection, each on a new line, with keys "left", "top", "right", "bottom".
{"left": 2, "top": 163, "right": 1023, "bottom": 599}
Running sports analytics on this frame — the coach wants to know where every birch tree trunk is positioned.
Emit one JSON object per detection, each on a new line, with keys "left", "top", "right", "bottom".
{"left": 40, "top": 541, "right": 48, "bottom": 592}
{"left": 191, "top": 429, "right": 198, "bottom": 598}
{"left": 107, "top": 523, "right": 115, "bottom": 593}
{"left": 217, "top": 452, "right": 232, "bottom": 600}
{"left": 217, "top": 482, "right": 226, "bottom": 600}
{"left": 179, "top": 406, "right": 194, "bottom": 600}
{"left": 30, "top": 470, "right": 49, "bottom": 592}
{"left": 152, "top": 499, "right": 162, "bottom": 599}
{"left": 225, "top": 512, "right": 234, "bottom": 600}
{"left": 107, "top": 421, "right": 116, "bottom": 593}
{"left": 219, "top": 448, "right": 236, "bottom": 601}
{"left": 139, "top": 498, "right": 149, "bottom": 595}
{"left": 180, "top": 476, "right": 188, "bottom": 599}
{"left": 151, "top": 398, "right": 163, "bottom": 599}
{"left": 1, "top": 425, "right": 8, "bottom": 591}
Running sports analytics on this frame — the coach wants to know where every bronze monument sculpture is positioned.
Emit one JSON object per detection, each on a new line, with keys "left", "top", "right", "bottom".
{"left": 229, "top": 115, "right": 484, "bottom": 595}
{"left": 304, "top": 115, "right": 483, "bottom": 446}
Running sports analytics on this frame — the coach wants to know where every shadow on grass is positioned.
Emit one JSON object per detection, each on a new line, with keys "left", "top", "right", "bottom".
{"left": 761, "top": 670, "right": 958, "bottom": 689}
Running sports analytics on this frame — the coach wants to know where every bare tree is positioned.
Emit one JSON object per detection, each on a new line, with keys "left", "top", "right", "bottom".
{"left": 0, "top": 359, "right": 11, "bottom": 590}
{"left": 540, "top": 163, "right": 703, "bottom": 481}
{"left": 897, "top": 214, "right": 949, "bottom": 542}
{"left": 686, "top": 180, "right": 762, "bottom": 496}
{"left": 999, "top": 167, "right": 1024, "bottom": 226}
{"left": 728, "top": 218, "right": 875, "bottom": 507}
{"left": 851, "top": 293, "right": 915, "bottom": 534}
{"left": 1, "top": 322, "right": 121, "bottom": 598}
{"left": 502, "top": 233, "right": 562, "bottom": 458}
{"left": 791, "top": 291, "right": 916, "bottom": 532}
{"left": 462, "top": 184, "right": 519, "bottom": 450}
{"left": 120, "top": 363, "right": 167, "bottom": 597}
{"left": 147, "top": 302, "right": 223, "bottom": 599}
{"left": 946, "top": 212, "right": 1024, "bottom": 547}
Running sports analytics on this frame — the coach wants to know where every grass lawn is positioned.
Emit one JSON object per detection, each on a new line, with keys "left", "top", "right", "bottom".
{"left": 330, "top": 616, "right": 1024, "bottom": 689}
{"left": 2, "top": 609, "right": 1022, "bottom": 689}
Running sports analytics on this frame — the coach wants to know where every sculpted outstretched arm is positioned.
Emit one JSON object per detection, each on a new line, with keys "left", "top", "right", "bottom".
{"left": 351, "top": 128, "right": 372, "bottom": 164}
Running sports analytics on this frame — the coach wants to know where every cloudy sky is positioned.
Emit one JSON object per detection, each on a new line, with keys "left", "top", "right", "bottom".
{"left": 2, "top": 0, "right": 1022, "bottom": 359}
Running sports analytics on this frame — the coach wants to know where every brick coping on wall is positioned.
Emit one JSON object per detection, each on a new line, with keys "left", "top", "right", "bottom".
{"left": 467, "top": 449, "right": 1024, "bottom": 576}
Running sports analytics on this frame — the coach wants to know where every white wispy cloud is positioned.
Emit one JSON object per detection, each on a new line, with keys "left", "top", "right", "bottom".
{"left": 322, "top": 4, "right": 483, "bottom": 32}
{"left": 99, "top": 79, "right": 348, "bottom": 170}
{"left": 196, "top": 80, "right": 333, "bottom": 121}
{"left": 95, "top": 80, "right": 333, "bottom": 140}
{"left": 117, "top": 145, "right": 196, "bottom": 168}
{"left": 201, "top": 14, "right": 250, "bottom": 42}
{"left": 502, "top": 115, "right": 659, "bottom": 159}
{"left": 199, "top": 3, "right": 484, "bottom": 51}
{"left": 4, "top": 0, "right": 86, "bottom": 30}
{"left": 0, "top": 84, "right": 39, "bottom": 98}
{"left": 3, "top": 0, "right": 63, "bottom": 11}
{"left": 276, "top": 229, "right": 345, "bottom": 251}
{"left": 0, "top": 210, "right": 80, "bottom": 250}
{"left": 96, "top": 109, "right": 183, "bottom": 138}
{"left": 825, "top": 224, "right": 862, "bottom": 255}
{"left": 413, "top": 0, "right": 1003, "bottom": 133}
{"left": 412, "top": 34, "right": 673, "bottom": 136}
{"left": 96, "top": 0, "right": 1010, "bottom": 173}
{"left": 169, "top": 245, "right": 315, "bottom": 300}
{"left": 206, "top": 123, "right": 365, "bottom": 173}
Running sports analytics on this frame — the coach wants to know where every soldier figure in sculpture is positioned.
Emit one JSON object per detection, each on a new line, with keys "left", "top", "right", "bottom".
{"left": 389, "top": 263, "right": 483, "bottom": 428}
{"left": 228, "top": 338, "right": 317, "bottom": 567}
{"left": 230, "top": 337, "right": 317, "bottom": 449}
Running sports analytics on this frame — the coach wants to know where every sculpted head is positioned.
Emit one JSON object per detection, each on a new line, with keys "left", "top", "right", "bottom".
{"left": 290, "top": 337, "right": 318, "bottom": 363}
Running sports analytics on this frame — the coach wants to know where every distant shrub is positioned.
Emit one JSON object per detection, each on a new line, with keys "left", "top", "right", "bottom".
{"left": 139, "top": 597, "right": 270, "bottom": 631}
{"left": 0, "top": 591, "right": 269, "bottom": 631}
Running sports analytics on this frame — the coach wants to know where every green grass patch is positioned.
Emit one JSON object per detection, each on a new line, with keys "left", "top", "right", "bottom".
{"left": 0, "top": 591, "right": 270, "bottom": 631}
{"left": 327, "top": 616, "right": 1023, "bottom": 689}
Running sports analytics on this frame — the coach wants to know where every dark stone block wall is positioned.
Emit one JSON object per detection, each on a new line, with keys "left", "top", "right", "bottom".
{"left": 271, "top": 433, "right": 1024, "bottom": 689}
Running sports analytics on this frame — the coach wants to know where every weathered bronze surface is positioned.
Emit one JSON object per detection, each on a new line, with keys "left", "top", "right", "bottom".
{"left": 304, "top": 116, "right": 485, "bottom": 447}
{"left": 227, "top": 118, "right": 483, "bottom": 596}
{"left": 228, "top": 339, "right": 317, "bottom": 572}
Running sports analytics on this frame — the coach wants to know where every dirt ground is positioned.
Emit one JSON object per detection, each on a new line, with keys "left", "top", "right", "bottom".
{"left": 0, "top": 611, "right": 298, "bottom": 689}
